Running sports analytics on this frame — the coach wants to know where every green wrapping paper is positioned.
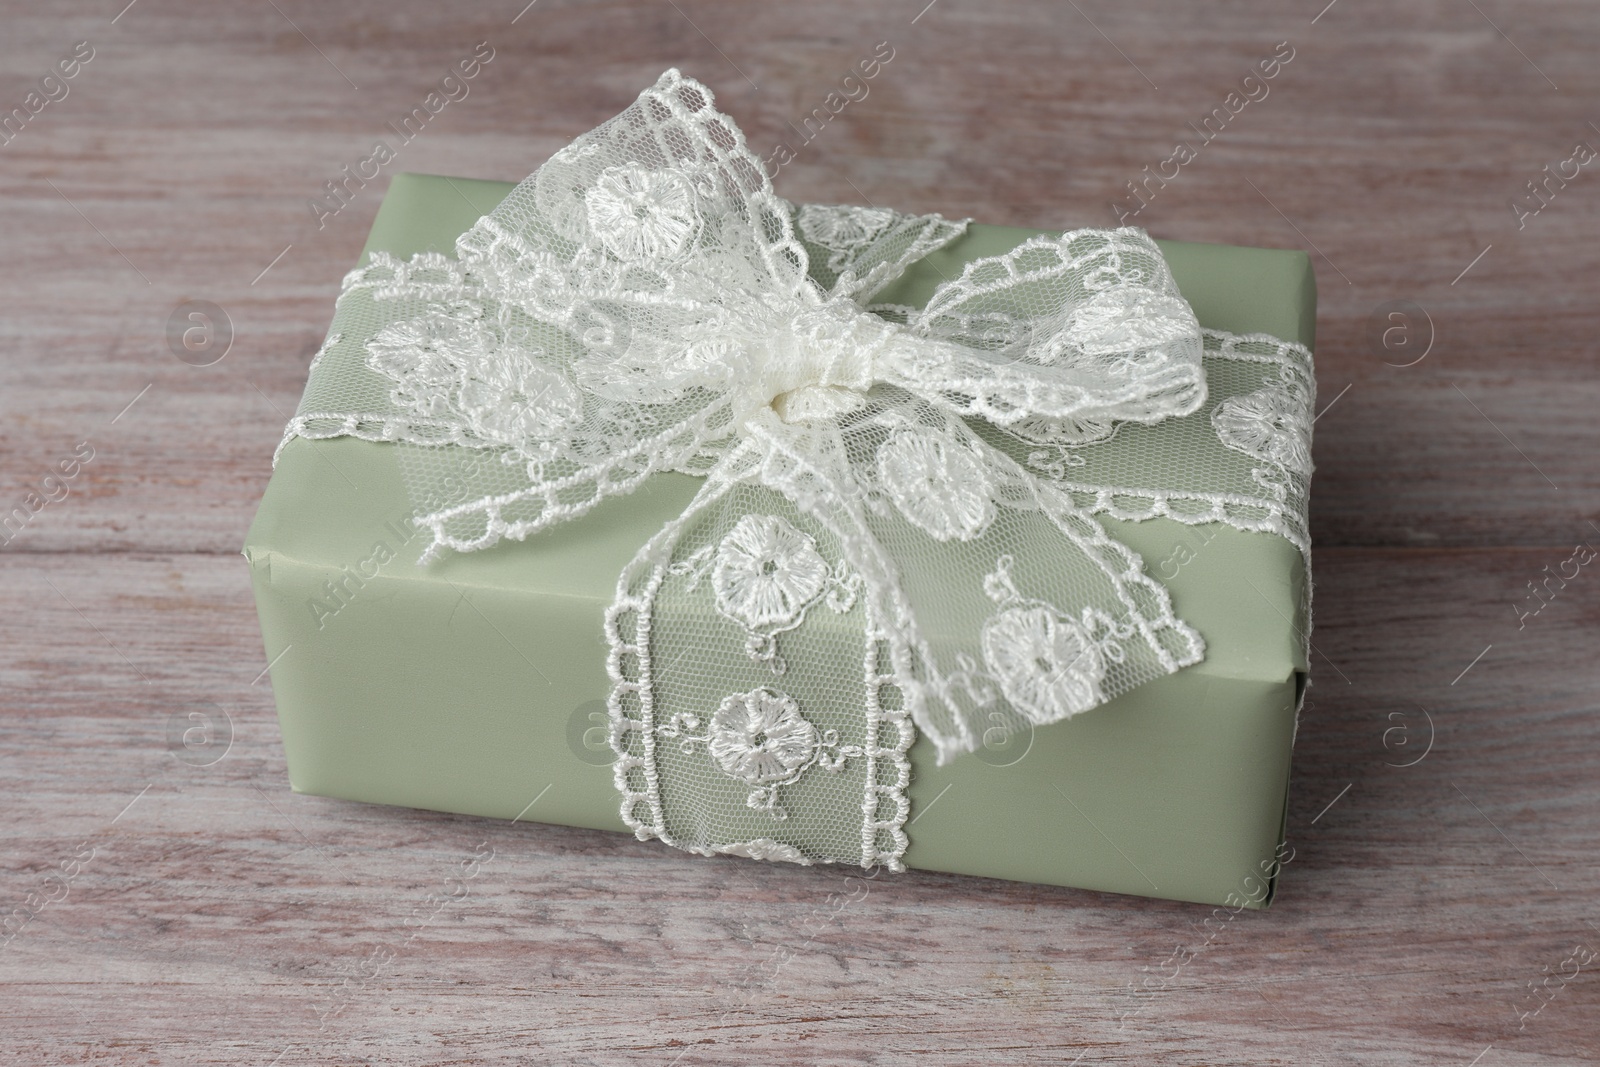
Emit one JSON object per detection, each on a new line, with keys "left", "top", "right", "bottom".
{"left": 245, "top": 173, "right": 1313, "bottom": 907}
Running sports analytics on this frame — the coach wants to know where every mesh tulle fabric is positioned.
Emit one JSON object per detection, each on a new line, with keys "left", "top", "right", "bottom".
{"left": 279, "top": 69, "right": 1314, "bottom": 870}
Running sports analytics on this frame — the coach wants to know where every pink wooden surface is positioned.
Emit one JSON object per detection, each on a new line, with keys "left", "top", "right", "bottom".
{"left": 1, "top": 1, "right": 1597, "bottom": 1063}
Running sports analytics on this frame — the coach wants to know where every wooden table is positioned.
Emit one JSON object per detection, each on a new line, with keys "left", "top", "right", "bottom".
{"left": 2, "top": 1, "right": 1596, "bottom": 1063}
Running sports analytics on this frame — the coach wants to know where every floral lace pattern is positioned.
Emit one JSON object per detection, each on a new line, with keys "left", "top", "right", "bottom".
{"left": 671, "top": 513, "right": 861, "bottom": 667}
{"left": 793, "top": 201, "right": 970, "bottom": 302}
{"left": 875, "top": 430, "right": 994, "bottom": 541}
{"left": 997, "top": 330, "right": 1317, "bottom": 566}
{"left": 278, "top": 69, "right": 1315, "bottom": 871}
{"left": 658, "top": 687, "right": 863, "bottom": 820}
{"left": 584, "top": 163, "right": 704, "bottom": 261}
{"left": 983, "top": 608, "right": 1104, "bottom": 720}
{"left": 1212, "top": 378, "right": 1313, "bottom": 477}
{"left": 979, "top": 555, "right": 1131, "bottom": 724}
{"left": 367, "top": 309, "right": 585, "bottom": 452}
{"left": 712, "top": 515, "right": 830, "bottom": 630}
{"left": 307, "top": 331, "right": 342, "bottom": 374}
{"left": 797, "top": 203, "right": 897, "bottom": 268}
{"left": 708, "top": 687, "right": 820, "bottom": 784}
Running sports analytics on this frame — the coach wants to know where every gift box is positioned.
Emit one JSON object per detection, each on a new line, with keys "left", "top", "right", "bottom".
{"left": 245, "top": 163, "right": 1314, "bottom": 908}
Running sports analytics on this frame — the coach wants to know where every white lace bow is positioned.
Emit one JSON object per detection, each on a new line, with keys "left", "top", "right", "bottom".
{"left": 281, "top": 70, "right": 1315, "bottom": 870}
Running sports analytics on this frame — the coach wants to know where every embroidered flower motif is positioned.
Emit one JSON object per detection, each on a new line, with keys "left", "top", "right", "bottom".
{"left": 876, "top": 430, "right": 994, "bottom": 541}
{"left": 708, "top": 687, "right": 819, "bottom": 785}
{"left": 583, "top": 164, "right": 701, "bottom": 262}
{"left": 367, "top": 310, "right": 583, "bottom": 446}
{"left": 657, "top": 686, "right": 861, "bottom": 821}
{"left": 981, "top": 606, "right": 1106, "bottom": 723}
{"left": 714, "top": 838, "right": 813, "bottom": 864}
{"left": 367, "top": 313, "right": 480, "bottom": 416}
{"left": 1211, "top": 381, "right": 1312, "bottom": 476}
{"left": 798, "top": 203, "right": 896, "bottom": 254}
{"left": 457, "top": 349, "right": 584, "bottom": 445}
{"left": 712, "top": 515, "right": 830, "bottom": 631}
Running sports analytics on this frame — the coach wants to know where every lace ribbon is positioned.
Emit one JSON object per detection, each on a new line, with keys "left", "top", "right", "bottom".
{"left": 279, "top": 69, "right": 1315, "bottom": 871}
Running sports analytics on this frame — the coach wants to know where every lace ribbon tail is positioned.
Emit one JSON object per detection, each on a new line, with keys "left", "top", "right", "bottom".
{"left": 605, "top": 437, "right": 915, "bottom": 870}
{"left": 397, "top": 397, "right": 737, "bottom": 563}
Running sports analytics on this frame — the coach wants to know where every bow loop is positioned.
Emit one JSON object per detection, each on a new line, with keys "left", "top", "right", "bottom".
{"left": 892, "top": 229, "right": 1206, "bottom": 429}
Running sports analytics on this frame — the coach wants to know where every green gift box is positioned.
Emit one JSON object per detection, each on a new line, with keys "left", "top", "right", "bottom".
{"left": 245, "top": 172, "right": 1313, "bottom": 908}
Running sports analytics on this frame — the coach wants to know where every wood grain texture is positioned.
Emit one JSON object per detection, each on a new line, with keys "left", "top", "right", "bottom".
{"left": 1, "top": 1, "right": 1596, "bottom": 1063}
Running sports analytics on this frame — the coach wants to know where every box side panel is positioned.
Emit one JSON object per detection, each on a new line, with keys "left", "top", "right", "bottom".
{"left": 248, "top": 540, "right": 628, "bottom": 833}
{"left": 905, "top": 674, "right": 1298, "bottom": 907}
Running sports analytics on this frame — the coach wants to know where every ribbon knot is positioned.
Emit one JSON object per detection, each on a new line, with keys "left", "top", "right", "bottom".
{"left": 764, "top": 299, "right": 902, "bottom": 422}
